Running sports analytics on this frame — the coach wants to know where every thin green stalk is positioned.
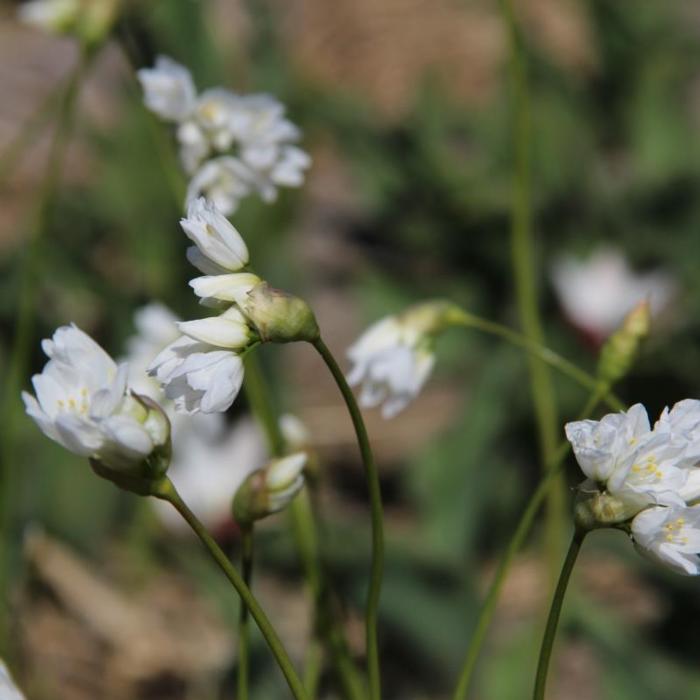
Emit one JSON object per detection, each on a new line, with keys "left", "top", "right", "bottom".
{"left": 311, "top": 337, "right": 383, "bottom": 700}
{"left": 238, "top": 525, "right": 254, "bottom": 700}
{"left": 452, "top": 386, "right": 615, "bottom": 700}
{"left": 155, "top": 479, "right": 309, "bottom": 700}
{"left": 499, "top": 0, "right": 563, "bottom": 576}
{"left": 244, "top": 354, "right": 365, "bottom": 700}
{"left": 533, "top": 528, "right": 586, "bottom": 700}
{"left": 0, "top": 50, "right": 91, "bottom": 649}
{"left": 302, "top": 641, "right": 323, "bottom": 700}
{"left": 450, "top": 310, "right": 625, "bottom": 412}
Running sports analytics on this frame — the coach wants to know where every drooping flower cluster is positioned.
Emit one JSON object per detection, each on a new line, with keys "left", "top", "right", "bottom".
{"left": 567, "top": 400, "right": 700, "bottom": 574}
{"left": 137, "top": 56, "right": 311, "bottom": 215}
{"left": 148, "top": 198, "right": 318, "bottom": 414}
{"left": 22, "top": 324, "right": 170, "bottom": 479}
{"left": 346, "top": 301, "right": 456, "bottom": 419}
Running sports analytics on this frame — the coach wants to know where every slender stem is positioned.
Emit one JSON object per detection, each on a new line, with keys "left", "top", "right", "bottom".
{"left": 244, "top": 354, "right": 365, "bottom": 699}
{"left": 533, "top": 529, "right": 586, "bottom": 700}
{"left": 238, "top": 525, "right": 254, "bottom": 700}
{"left": 155, "top": 479, "right": 309, "bottom": 700}
{"left": 0, "top": 50, "right": 90, "bottom": 650}
{"left": 499, "top": 0, "right": 563, "bottom": 577}
{"left": 451, "top": 386, "right": 614, "bottom": 700}
{"left": 450, "top": 310, "right": 625, "bottom": 412}
{"left": 303, "top": 641, "right": 323, "bottom": 700}
{"left": 311, "top": 337, "right": 383, "bottom": 700}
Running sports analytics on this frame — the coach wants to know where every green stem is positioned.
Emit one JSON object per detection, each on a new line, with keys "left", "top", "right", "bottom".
{"left": 499, "top": 0, "right": 563, "bottom": 577}
{"left": 0, "top": 50, "right": 91, "bottom": 650}
{"left": 533, "top": 529, "right": 586, "bottom": 700}
{"left": 311, "top": 337, "right": 383, "bottom": 700}
{"left": 244, "top": 354, "right": 365, "bottom": 700}
{"left": 449, "top": 310, "right": 625, "bottom": 412}
{"left": 451, "top": 386, "right": 614, "bottom": 700}
{"left": 238, "top": 525, "right": 254, "bottom": 700}
{"left": 156, "top": 480, "right": 309, "bottom": 700}
{"left": 302, "top": 640, "right": 323, "bottom": 700}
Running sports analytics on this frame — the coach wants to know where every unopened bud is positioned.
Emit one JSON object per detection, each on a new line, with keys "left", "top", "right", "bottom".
{"left": 242, "top": 283, "right": 319, "bottom": 343}
{"left": 233, "top": 452, "right": 307, "bottom": 524}
{"left": 597, "top": 301, "right": 651, "bottom": 384}
{"left": 90, "top": 393, "right": 171, "bottom": 496}
{"left": 574, "top": 481, "right": 639, "bottom": 531}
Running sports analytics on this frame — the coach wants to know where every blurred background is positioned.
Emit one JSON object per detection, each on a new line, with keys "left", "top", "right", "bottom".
{"left": 2, "top": 0, "right": 700, "bottom": 698}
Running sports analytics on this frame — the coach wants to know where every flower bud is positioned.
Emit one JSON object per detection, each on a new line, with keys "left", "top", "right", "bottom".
{"left": 90, "top": 393, "right": 172, "bottom": 496}
{"left": 232, "top": 452, "right": 307, "bottom": 524}
{"left": 574, "top": 480, "right": 638, "bottom": 531}
{"left": 241, "top": 283, "right": 319, "bottom": 343}
{"left": 597, "top": 301, "right": 651, "bottom": 385}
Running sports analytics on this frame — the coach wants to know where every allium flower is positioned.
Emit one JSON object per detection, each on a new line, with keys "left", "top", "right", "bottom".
{"left": 0, "top": 660, "right": 25, "bottom": 700}
{"left": 185, "top": 157, "right": 257, "bottom": 217}
{"left": 23, "top": 325, "right": 170, "bottom": 473}
{"left": 347, "top": 302, "right": 456, "bottom": 419}
{"left": 181, "top": 197, "right": 249, "bottom": 273}
{"left": 137, "top": 56, "right": 310, "bottom": 214}
{"left": 551, "top": 246, "right": 676, "bottom": 343}
{"left": 137, "top": 55, "right": 196, "bottom": 123}
{"left": 148, "top": 335, "right": 245, "bottom": 414}
{"left": 631, "top": 505, "right": 700, "bottom": 575}
{"left": 567, "top": 402, "right": 700, "bottom": 520}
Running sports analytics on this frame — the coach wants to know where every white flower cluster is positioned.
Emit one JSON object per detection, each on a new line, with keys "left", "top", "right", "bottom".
{"left": 347, "top": 302, "right": 456, "bottom": 419}
{"left": 22, "top": 325, "right": 169, "bottom": 472}
{"left": 147, "top": 198, "right": 263, "bottom": 414}
{"left": 567, "top": 400, "right": 700, "bottom": 575}
{"left": 137, "top": 56, "right": 311, "bottom": 215}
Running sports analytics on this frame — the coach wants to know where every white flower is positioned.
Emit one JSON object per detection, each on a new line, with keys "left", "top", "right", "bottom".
{"left": 0, "top": 660, "right": 25, "bottom": 700}
{"left": 264, "top": 452, "right": 307, "bottom": 513}
{"left": 177, "top": 305, "right": 253, "bottom": 349}
{"left": 185, "top": 157, "right": 257, "bottom": 216}
{"left": 180, "top": 197, "right": 249, "bottom": 272}
{"left": 347, "top": 314, "right": 435, "bottom": 419}
{"left": 189, "top": 271, "right": 261, "bottom": 307}
{"left": 632, "top": 505, "right": 700, "bottom": 575}
{"left": 137, "top": 56, "right": 196, "bottom": 123}
{"left": 551, "top": 246, "right": 676, "bottom": 342}
{"left": 567, "top": 401, "right": 700, "bottom": 518}
{"left": 148, "top": 335, "right": 244, "bottom": 414}
{"left": 23, "top": 325, "right": 168, "bottom": 470}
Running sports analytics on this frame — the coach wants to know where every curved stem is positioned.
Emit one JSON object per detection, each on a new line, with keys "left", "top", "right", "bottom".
{"left": 449, "top": 310, "right": 624, "bottom": 412}
{"left": 452, "top": 386, "right": 615, "bottom": 700}
{"left": 533, "top": 529, "right": 586, "bottom": 700}
{"left": 311, "top": 337, "right": 383, "bottom": 700}
{"left": 238, "top": 525, "right": 254, "bottom": 700}
{"left": 155, "top": 479, "right": 309, "bottom": 700}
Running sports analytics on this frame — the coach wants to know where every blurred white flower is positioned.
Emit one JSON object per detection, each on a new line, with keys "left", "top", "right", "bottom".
{"left": 631, "top": 505, "right": 700, "bottom": 575}
{"left": 551, "top": 246, "right": 676, "bottom": 342}
{"left": 153, "top": 415, "right": 267, "bottom": 532}
{"left": 138, "top": 56, "right": 310, "bottom": 214}
{"left": 347, "top": 311, "right": 438, "bottom": 419}
{"left": 0, "top": 660, "right": 25, "bottom": 700}
{"left": 148, "top": 335, "right": 245, "bottom": 414}
{"left": 567, "top": 402, "right": 700, "bottom": 519}
{"left": 23, "top": 325, "right": 169, "bottom": 471}
{"left": 18, "top": 0, "right": 79, "bottom": 33}
{"left": 181, "top": 197, "right": 249, "bottom": 273}
{"left": 185, "top": 157, "right": 257, "bottom": 216}
{"left": 137, "top": 55, "right": 196, "bottom": 123}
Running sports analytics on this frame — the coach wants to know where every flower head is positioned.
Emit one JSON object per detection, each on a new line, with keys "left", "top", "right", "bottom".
{"left": 23, "top": 325, "right": 171, "bottom": 480}
{"left": 185, "top": 157, "right": 257, "bottom": 216}
{"left": 347, "top": 301, "right": 455, "bottom": 418}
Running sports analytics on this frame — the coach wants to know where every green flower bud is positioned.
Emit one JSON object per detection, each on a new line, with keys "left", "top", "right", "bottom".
{"left": 233, "top": 452, "right": 307, "bottom": 525}
{"left": 597, "top": 301, "right": 651, "bottom": 385}
{"left": 574, "top": 480, "right": 638, "bottom": 531}
{"left": 241, "top": 282, "right": 319, "bottom": 343}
